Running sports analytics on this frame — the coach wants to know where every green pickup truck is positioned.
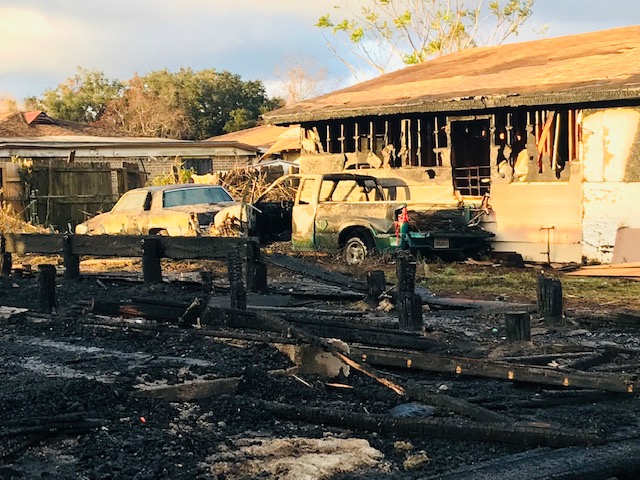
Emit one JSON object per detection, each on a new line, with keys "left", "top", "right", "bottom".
{"left": 214, "top": 173, "right": 494, "bottom": 265}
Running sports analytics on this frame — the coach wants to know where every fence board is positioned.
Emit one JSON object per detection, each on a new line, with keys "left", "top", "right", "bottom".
{"left": 3, "top": 233, "right": 65, "bottom": 254}
{"left": 2, "top": 234, "right": 256, "bottom": 261}
{"left": 162, "top": 236, "right": 256, "bottom": 260}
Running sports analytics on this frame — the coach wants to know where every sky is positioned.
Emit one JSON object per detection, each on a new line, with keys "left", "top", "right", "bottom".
{"left": 0, "top": 0, "right": 638, "bottom": 103}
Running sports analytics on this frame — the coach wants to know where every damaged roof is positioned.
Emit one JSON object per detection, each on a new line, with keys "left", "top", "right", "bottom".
{"left": 264, "top": 26, "right": 640, "bottom": 124}
{"left": 0, "top": 111, "right": 128, "bottom": 137}
{"left": 207, "top": 124, "right": 292, "bottom": 149}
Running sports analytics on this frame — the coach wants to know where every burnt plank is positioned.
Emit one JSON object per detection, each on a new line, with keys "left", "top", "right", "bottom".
{"left": 3, "top": 233, "right": 65, "bottom": 254}
{"left": 70, "top": 235, "right": 144, "bottom": 257}
{"left": 161, "top": 236, "right": 255, "bottom": 260}
{"left": 261, "top": 400, "right": 601, "bottom": 448}
{"left": 265, "top": 253, "right": 367, "bottom": 292}
{"left": 429, "top": 440, "right": 640, "bottom": 480}
{"left": 352, "top": 346, "right": 636, "bottom": 394}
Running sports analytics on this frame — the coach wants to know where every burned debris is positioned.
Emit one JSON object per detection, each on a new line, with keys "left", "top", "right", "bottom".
{"left": 1, "top": 233, "right": 640, "bottom": 478}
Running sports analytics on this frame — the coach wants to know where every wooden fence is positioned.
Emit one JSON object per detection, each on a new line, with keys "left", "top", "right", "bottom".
{"left": 0, "top": 233, "right": 264, "bottom": 289}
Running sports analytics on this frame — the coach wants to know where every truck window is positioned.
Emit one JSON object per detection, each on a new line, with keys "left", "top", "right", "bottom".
{"left": 297, "top": 179, "right": 316, "bottom": 205}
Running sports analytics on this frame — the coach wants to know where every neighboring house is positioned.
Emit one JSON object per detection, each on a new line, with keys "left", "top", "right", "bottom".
{"left": 0, "top": 111, "right": 260, "bottom": 228}
{"left": 263, "top": 26, "right": 640, "bottom": 264}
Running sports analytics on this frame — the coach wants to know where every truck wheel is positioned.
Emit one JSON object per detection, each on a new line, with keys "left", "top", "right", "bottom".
{"left": 343, "top": 235, "right": 371, "bottom": 266}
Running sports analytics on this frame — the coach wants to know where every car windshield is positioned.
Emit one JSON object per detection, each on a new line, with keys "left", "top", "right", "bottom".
{"left": 163, "top": 186, "right": 233, "bottom": 208}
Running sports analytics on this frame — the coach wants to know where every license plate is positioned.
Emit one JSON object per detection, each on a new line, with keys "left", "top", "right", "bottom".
{"left": 433, "top": 238, "right": 450, "bottom": 249}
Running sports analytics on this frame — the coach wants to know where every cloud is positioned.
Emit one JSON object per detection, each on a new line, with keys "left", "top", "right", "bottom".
{"left": 0, "top": 6, "right": 93, "bottom": 74}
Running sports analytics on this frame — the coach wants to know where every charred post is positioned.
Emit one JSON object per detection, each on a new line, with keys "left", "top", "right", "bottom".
{"left": 396, "top": 253, "right": 422, "bottom": 331}
{"left": 62, "top": 234, "right": 80, "bottom": 281}
{"left": 38, "top": 264, "right": 58, "bottom": 314}
{"left": 227, "top": 249, "right": 246, "bottom": 311}
{"left": 537, "top": 274, "right": 563, "bottom": 324}
{"left": 505, "top": 312, "right": 531, "bottom": 342}
{"left": 141, "top": 238, "right": 162, "bottom": 284}
{"left": 245, "top": 240, "right": 267, "bottom": 293}
{"left": 367, "top": 270, "right": 386, "bottom": 306}
{"left": 0, "top": 236, "right": 10, "bottom": 277}
{"left": 1, "top": 253, "right": 12, "bottom": 277}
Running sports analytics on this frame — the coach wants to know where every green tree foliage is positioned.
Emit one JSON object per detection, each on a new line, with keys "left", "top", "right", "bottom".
{"left": 29, "top": 68, "right": 284, "bottom": 140}
{"left": 30, "top": 67, "right": 122, "bottom": 122}
{"left": 102, "top": 68, "right": 285, "bottom": 139}
{"left": 316, "top": 0, "right": 535, "bottom": 77}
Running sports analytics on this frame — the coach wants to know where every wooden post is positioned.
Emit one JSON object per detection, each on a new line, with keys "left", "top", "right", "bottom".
{"left": 227, "top": 250, "right": 246, "bottom": 311}
{"left": 367, "top": 270, "right": 386, "bottom": 306}
{"left": 141, "top": 238, "right": 162, "bottom": 284}
{"left": 245, "top": 240, "right": 267, "bottom": 293}
{"left": 38, "top": 264, "right": 58, "bottom": 314}
{"left": 62, "top": 234, "right": 80, "bottom": 281}
{"left": 0, "top": 235, "right": 10, "bottom": 277}
{"left": 505, "top": 312, "right": 531, "bottom": 342}
{"left": 1, "top": 253, "right": 12, "bottom": 277}
{"left": 537, "top": 274, "right": 563, "bottom": 324}
{"left": 200, "top": 271, "right": 214, "bottom": 293}
{"left": 396, "top": 253, "right": 422, "bottom": 331}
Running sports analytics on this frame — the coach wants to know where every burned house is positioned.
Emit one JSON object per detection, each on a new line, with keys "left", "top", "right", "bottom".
{"left": 263, "top": 26, "right": 640, "bottom": 264}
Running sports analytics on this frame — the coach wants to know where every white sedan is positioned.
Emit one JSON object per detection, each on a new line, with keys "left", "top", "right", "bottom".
{"left": 75, "top": 184, "right": 237, "bottom": 236}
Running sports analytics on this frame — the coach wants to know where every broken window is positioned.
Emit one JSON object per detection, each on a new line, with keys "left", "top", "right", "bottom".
{"left": 310, "top": 106, "right": 580, "bottom": 184}
{"left": 450, "top": 118, "right": 491, "bottom": 196}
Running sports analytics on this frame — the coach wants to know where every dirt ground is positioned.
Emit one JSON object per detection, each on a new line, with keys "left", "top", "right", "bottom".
{"left": 1, "top": 251, "right": 640, "bottom": 479}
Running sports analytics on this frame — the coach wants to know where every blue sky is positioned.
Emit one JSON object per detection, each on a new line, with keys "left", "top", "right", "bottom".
{"left": 0, "top": 0, "right": 638, "bottom": 102}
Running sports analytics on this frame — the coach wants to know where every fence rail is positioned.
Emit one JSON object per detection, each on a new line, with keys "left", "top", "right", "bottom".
{"left": 0, "top": 233, "right": 263, "bottom": 288}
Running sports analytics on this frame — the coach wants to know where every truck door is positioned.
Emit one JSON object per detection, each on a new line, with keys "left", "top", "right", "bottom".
{"left": 291, "top": 178, "right": 317, "bottom": 249}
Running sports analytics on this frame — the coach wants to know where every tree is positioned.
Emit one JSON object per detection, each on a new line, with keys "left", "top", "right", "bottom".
{"left": 316, "top": 0, "right": 535, "bottom": 78}
{"left": 182, "top": 69, "right": 283, "bottom": 138}
{"left": 99, "top": 73, "right": 193, "bottom": 139}
{"left": 36, "top": 68, "right": 122, "bottom": 122}
{"left": 0, "top": 95, "right": 19, "bottom": 114}
{"left": 273, "top": 56, "right": 335, "bottom": 105}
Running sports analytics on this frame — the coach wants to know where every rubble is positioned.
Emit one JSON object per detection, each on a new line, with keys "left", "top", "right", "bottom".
{"left": 0, "top": 249, "right": 639, "bottom": 479}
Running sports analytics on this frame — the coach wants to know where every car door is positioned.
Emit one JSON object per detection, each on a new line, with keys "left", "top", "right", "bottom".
{"left": 106, "top": 190, "right": 151, "bottom": 234}
{"left": 291, "top": 177, "right": 318, "bottom": 249}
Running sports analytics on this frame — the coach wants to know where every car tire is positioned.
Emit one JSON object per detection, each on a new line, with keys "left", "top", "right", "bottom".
{"left": 343, "top": 234, "right": 372, "bottom": 266}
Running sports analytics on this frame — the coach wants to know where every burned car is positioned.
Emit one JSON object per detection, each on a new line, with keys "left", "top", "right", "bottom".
{"left": 214, "top": 173, "right": 493, "bottom": 264}
{"left": 75, "top": 184, "right": 236, "bottom": 236}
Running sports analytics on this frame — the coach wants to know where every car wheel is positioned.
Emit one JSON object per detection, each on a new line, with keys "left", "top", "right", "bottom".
{"left": 156, "top": 229, "right": 169, "bottom": 236}
{"left": 343, "top": 235, "right": 370, "bottom": 266}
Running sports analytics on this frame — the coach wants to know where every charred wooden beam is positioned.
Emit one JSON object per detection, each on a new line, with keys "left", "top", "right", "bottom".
{"left": 405, "top": 386, "right": 514, "bottom": 424}
{"left": 428, "top": 439, "right": 640, "bottom": 480}
{"left": 351, "top": 346, "right": 636, "bottom": 394}
{"left": 260, "top": 400, "right": 602, "bottom": 448}
{"left": 265, "top": 253, "right": 367, "bottom": 293}
{"left": 203, "top": 306, "right": 405, "bottom": 395}
{"left": 135, "top": 377, "right": 240, "bottom": 401}
{"left": 90, "top": 300, "right": 186, "bottom": 322}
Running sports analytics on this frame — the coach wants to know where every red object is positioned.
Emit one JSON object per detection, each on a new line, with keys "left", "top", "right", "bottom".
{"left": 395, "top": 207, "right": 410, "bottom": 238}
{"left": 140, "top": 416, "right": 147, "bottom": 424}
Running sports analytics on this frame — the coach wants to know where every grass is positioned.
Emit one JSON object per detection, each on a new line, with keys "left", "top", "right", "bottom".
{"left": 336, "top": 256, "right": 640, "bottom": 312}
{"left": 419, "top": 262, "right": 640, "bottom": 311}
